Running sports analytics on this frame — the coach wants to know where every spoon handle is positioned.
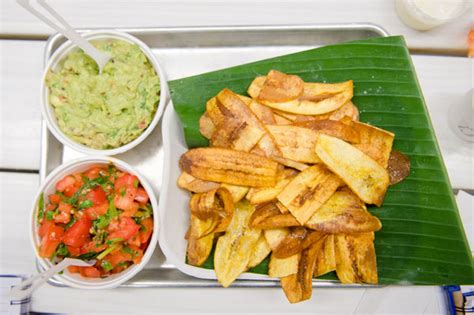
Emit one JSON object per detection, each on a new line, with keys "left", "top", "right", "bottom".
{"left": 17, "top": 0, "right": 110, "bottom": 71}
{"left": 10, "top": 259, "right": 72, "bottom": 301}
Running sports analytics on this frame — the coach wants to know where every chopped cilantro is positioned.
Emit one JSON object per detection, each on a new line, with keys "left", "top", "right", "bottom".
{"left": 77, "top": 252, "right": 98, "bottom": 260}
{"left": 122, "top": 246, "right": 136, "bottom": 259}
{"left": 79, "top": 200, "right": 93, "bottom": 209}
{"left": 133, "top": 179, "right": 139, "bottom": 188}
{"left": 106, "top": 237, "right": 123, "bottom": 245}
{"left": 101, "top": 260, "right": 113, "bottom": 272}
{"left": 117, "top": 261, "right": 128, "bottom": 268}
{"left": 120, "top": 187, "right": 126, "bottom": 197}
{"left": 97, "top": 244, "right": 118, "bottom": 260}
{"left": 45, "top": 211, "right": 55, "bottom": 221}
{"left": 51, "top": 243, "right": 69, "bottom": 260}
{"left": 65, "top": 217, "right": 77, "bottom": 229}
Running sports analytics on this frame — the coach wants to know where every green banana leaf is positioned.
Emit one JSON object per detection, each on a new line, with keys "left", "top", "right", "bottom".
{"left": 169, "top": 35, "right": 473, "bottom": 285}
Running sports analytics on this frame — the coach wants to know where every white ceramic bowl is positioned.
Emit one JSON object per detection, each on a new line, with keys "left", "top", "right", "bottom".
{"left": 40, "top": 30, "right": 168, "bottom": 155}
{"left": 30, "top": 156, "right": 159, "bottom": 289}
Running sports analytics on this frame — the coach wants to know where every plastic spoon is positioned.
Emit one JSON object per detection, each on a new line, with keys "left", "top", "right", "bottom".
{"left": 17, "top": 0, "right": 110, "bottom": 73}
{"left": 10, "top": 258, "right": 96, "bottom": 301}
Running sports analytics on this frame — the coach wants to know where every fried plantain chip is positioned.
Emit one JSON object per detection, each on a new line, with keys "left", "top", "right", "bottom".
{"left": 247, "top": 169, "right": 297, "bottom": 204}
{"left": 259, "top": 81, "right": 353, "bottom": 115}
{"left": 187, "top": 215, "right": 216, "bottom": 266}
{"left": 221, "top": 183, "right": 249, "bottom": 203}
{"left": 293, "top": 119, "right": 360, "bottom": 144}
{"left": 248, "top": 234, "right": 271, "bottom": 268}
{"left": 305, "top": 190, "right": 382, "bottom": 234}
{"left": 273, "top": 112, "right": 293, "bottom": 125}
{"left": 276, "top": 200, "right": 290, "bottom": 214}
{"left": 315, "top": 134, "right": 389, "bottom": 206}
{"left": 248, "top": 100, "right": 276, "bottom": 124}
{"left": 334, "top": 232, "right": 378, "bottom": 284}
{"left": 211, "top": 117, "right": 265, "bottom": 152}
{"left": 267, "top": 125, "right": 321, "bottom": 163}
{"left": 177, "top": 172, "right": 220, "bottom": 193}
{"left": 254, "top": 132, "right": 283, "bottom": 158}
{"left": 264, "top": 228, "right": 290, "bottom": 250}
{"left": 314, "top": 234, "right": 336, "bottom": 277}
{"left": 280, "top": 238, "right": 324, "bottom": 303}
{"left": 180, "top": 148, "right": 279, "bottom": 187}
{"left": 277, "top": 165, "right": 341, "bottom": 224}
{"left": 214, "top": 201, "right": 261, "bottom": 287}
{"left": 269, "top": 252, "right": 300, "bottom": 278}
{"left": 247, "top": 76, "right": 266, "bottom": 99}
{"left": 387, "top": 150, "right": 411, "bottom": 185}
{"left": 199, "top": 112, "right": 216, "bottom": 139}
{"left": 249, "top": 202, "right": 300, "bottom": 229}
{"left": 258, "top": 70, "right": 304, "bottom": 102}
{"left": 189, "top": 187, "right": 234, "bottom": 233}
{"left": 270, "top": 155, "right": 309, "bottom": 172}
{"left": 329, "top": 101, "right": 359, "bottom": 121}
{"left": 352, "top": 121, "right": 394, "bottom": 168}
{"left": 273, "top": 227, "right": 325, "bottom": 259}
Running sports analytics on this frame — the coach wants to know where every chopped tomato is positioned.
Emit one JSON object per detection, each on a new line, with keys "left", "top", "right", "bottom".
{"left": 81, "top": 241, "right": 107, "bottom": 254}
{"left": 63, "top": 185, "right": 79, "bottom": 197}
{"left": 120, "top": 202, "right": 139, "bottom": 217}
{"left": 63, "top": 218, "right": 92, "bottom": 248}
{"left": 67, "top": 265, "right": 80, "bottom": 273}
{"left": 48, "top": 194, "right": 61, "bottom": 204}
{"left": 38, "top": 220, "right": 55, "bottom": 238}
{"left": 46, "top": 203, "right": 56, "bottom": 211}
{"left": 66, "top": 245, "right": 81, "bottom": 257}
{"left": 115, "top": 174, "right": 139, "bottom": 192}
{"left": 108, "top": 217, "right": 140, "bottom": 240}
{"left": 54, "top": 211, "right": 71, "bottom": 224}
{"left": 86, "top": 187, "right": 107, "bottom": 206}
{"left": 83, "top": 203, "right": 108, "bottom": 220}
{"left": 58, "top": 202, "right": 73, "bottom": 213}
{"left": 105, "top": 251, "right": 132, "bottom": 267}
{"left": 127, "top": 235, "right": 141, "bottom": 247}
{"left": 139, "top": 218, "right": 153, "bottom": 244}
{"left": 84, "top": 166, "right": 106, "bottom": 180}
{"left": 39, "top": 224, "right": 64, "bottom": 258}
{"left": 114, "top": 187, "right": 137, "bottom": 211}
{"left": 71, "top": 173, "right": 84, "bottom": 187}
{"left": 107, "top": 218, "right": 120, "bottom": 232}
{"left": 80, "top": 266, "right": 101, "bottom": 278}
{"left": 134, "top": 188, "right": 149, "bottom": 204}
{"left": 55, "top": 175, "right": 76, "bottom": 192}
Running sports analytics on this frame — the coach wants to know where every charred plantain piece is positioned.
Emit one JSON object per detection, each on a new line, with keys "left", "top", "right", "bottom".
{"left": 387, "top": 150, "right": 411, "bottom": 185}
{"left": 280, "top": 238, "right": 324, "bottom": 303}
{"left": 351, "top": 121, "right": 394, "bottom": 168}
{"left": 277, "top": 165, "right": 341, "bottom": 224}
{"left": 305, "top": 190, "right": 382, "bottom": 234}
{"left": 334, "top": 232, "right": 378, "bottom": 284}
{"left": 315, "top": 134, "right": 389, "bottom": 206}
{"left": 180, "top": 147, "right": 279, "bottom": 187}
{"left": 273, "top": 227, "right": 325, "bottom": 259}
{"left": 293, "top": 119, "right": 360, "bottom": 144}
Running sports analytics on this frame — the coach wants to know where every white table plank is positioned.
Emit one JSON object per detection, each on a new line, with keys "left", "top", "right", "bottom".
{"left": 1, "top": 0, "right": 472, "bottom": 52}
{"left": 0, "top": 40, "right": 45, "bottom": 170}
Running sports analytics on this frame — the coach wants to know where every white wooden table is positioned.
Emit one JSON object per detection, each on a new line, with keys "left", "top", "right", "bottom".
{"left": 1, "top": 1, "right": 472, "bottom": 313}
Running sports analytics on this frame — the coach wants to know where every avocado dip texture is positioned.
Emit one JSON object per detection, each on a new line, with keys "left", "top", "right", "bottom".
{"left": 46, "top": 39, "right": 160, "bottom": 149}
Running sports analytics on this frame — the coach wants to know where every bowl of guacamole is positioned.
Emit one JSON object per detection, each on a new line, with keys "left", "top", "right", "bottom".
{"left": 41, "top": 31, "right": 168, "bottom": 155}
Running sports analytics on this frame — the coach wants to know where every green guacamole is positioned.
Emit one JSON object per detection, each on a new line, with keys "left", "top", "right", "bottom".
{"left": 46, "top": 39, "right": 160, "bottom": 149}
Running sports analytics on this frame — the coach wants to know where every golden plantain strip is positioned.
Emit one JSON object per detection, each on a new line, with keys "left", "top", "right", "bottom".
{"left": 329, "top": 101, "right": 359, "bottom": 121}
{"left": 247, "top": 169, "right": 297, "bottom": 204}
{"left": 248, "top": 100, "right": 277, "bottom": 124}
{"left": 179, "top": 148, "right": 278, "bottom": 187}
{"left": 352, "top": 121, "right": 394, "bottom": 168}
{"left": 314, "top": 234, "right": 336, "bottom": 277}
{"left": 221, "top": 183, "right": 249, "bottom": 203}
{"left": 258, "top": 70, "right": 304, "bottom": 102}
{"left": 280, "top": 238, "right": 324, "bottom": 303}
{"left": 264, "top": 228, "right": 289, "bottom": 250}
{"left": 276, "top": 200, "right": 290, "bottom": 214}
{"left": 277, "top": 165, "right": 341, "bottom": 224}
{"left": 247, "top": 76, "right": 266, "bottom": 99}
{"left": 273, "top": 112, "right": 293, "bottom": 125}
{"left": 248, "top": 234, "right": 271, "bottom": 268}
{"left": 270, "top": 155, "right": 309, "bottom": 172}
{"left": 315, "top": 134, "right": 389, "bottom": 206}
{"left": 267, "top": 125, "right": 321, "bottom": 164}
{"left": 305, "top": 190, "right": 382, "bottom": 234}
{"left": 177, "top": 172, "right": 220, "bottom": 193}
{"left": 199, "top": 112, "right": 216, "bottom": 139}
{"left": 187, "top": 215, "right": 215, "bottom": 266}
{"left": 269, "top": 253, "right": 300, "bottom": 278}
{"left": 189, "top": 187, "right": 234, "bottom": 233}
{"left": 259, "top": 82, "right": 353, "bottom": 115}
{"left": 214, "top": 201, "right": 261, "bottom": 287}
{"left": 335, "top": 232, "right": 378, "bottom": 284}
{"left": 293, "top": 119, "right": 360, "bottom": 144}
{"left": 211, "top": 117, "right": 265, "bottom": 152}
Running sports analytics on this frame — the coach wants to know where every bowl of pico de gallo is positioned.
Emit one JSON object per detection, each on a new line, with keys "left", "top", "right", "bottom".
{"left": 30, "top": 156, "right": 158, "bottom": 289}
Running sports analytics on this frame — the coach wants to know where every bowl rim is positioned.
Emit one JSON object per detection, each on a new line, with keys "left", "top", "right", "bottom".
{"left": 30, "top": 156, "right": 159, "bottom": 289}
{"left": 40, "top": 30, "right": 168, "bottom": 156}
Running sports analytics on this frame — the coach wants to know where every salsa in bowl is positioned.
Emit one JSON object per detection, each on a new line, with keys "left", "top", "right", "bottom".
{"left": 31, "top": 157, "right": 159, "bottom": 289}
